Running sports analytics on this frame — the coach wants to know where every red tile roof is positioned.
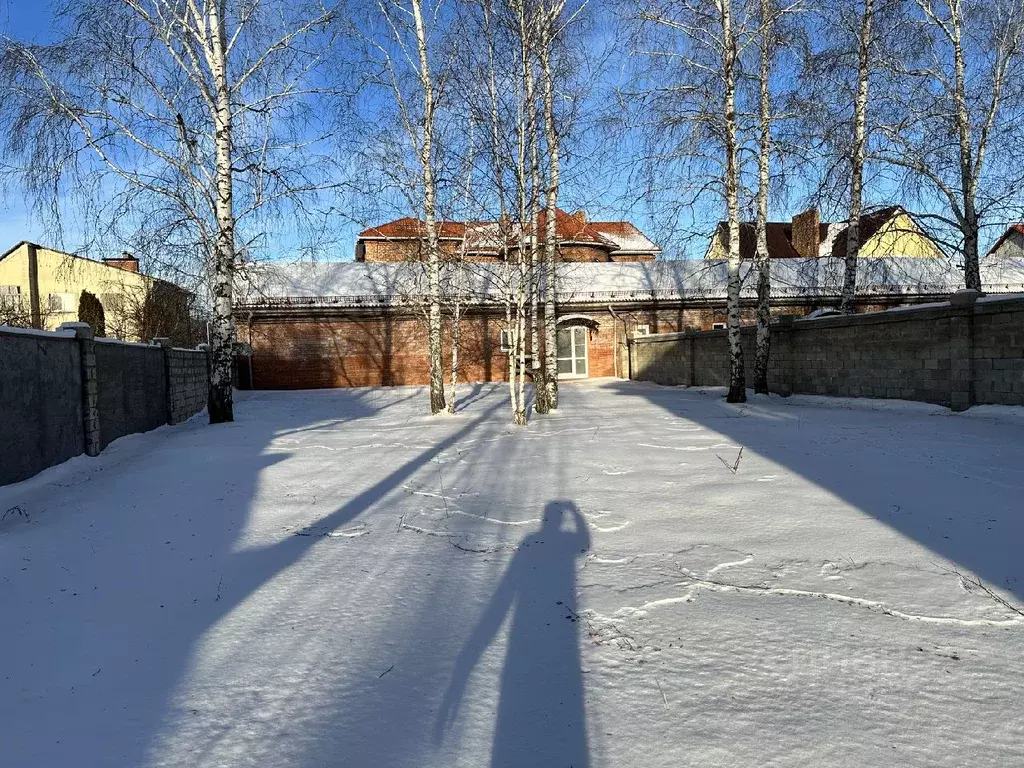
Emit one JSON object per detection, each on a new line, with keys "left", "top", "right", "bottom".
{"left": 713, "top": 206, "right": 910, "bottom": 260}
{"left": 359, "top": 209, "right": 659, "bottom": 254}
{"left": 987, "top": 223, "right": 1024, "bottom": 255}
{"left": 712, "top": 221, "right": 801, "bottom": 260}
{"left": 359, "top": 217, "right": 470, "bottom": 239}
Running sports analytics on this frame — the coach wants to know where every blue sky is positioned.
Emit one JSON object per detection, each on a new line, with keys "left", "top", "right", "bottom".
{"left": 1, "top": 0, "right": 1018, "bottom": 265}
{"left": 0, "top": 0, "right": 56, "bottom": 249}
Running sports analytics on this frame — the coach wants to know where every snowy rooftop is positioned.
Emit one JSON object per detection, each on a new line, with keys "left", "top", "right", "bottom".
{"left": 236, "top": 256, "right": 1024, "bottom": 308}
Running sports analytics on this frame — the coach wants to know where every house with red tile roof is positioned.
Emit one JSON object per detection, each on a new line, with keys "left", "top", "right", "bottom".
{"left": 232, "top": 206, "right": 1024, "bottom": 391}
{"left": 355, "top": 209, "right": 660, "bottom": 263}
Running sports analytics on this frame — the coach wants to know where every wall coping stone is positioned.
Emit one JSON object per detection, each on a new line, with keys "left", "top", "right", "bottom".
{"left": 630, "top": 293, "right": 1024, "bottom": 346}
{"left": 57, "top": 321, "right": 94, "bottom": 340}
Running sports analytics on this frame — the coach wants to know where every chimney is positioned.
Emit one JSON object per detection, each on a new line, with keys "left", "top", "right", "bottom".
{"left": 103, "top": 251, "right": 140, "bottom": 273}
{"left": 791, "top": 208, "right": 820, "bottom": 259}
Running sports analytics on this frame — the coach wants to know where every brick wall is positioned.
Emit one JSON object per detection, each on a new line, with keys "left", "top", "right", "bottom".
{"left": 357, "top": 239, "right": 657, "bottom": 263}
{"left": 0, "top": 327, "right": 84, "bottom": 485}
{"left": 1, "top": 325, "right": 211, "bottom": 485}
{"left": 95, "top": 340, "right": 169, "bottom": 449}
{"left": 629, "top": 293, "right": 1024, "bottom": 410}
{"left": 168, "top": 348, "right": 209, "bottom": 424}
{"left": 242, "top": 315, "right": 513, "bottom": 389}
{"left": 238, "top": 298, "right": 935, "bottom": 390}
{"left": 559, "top": 245, "right": 615, "bottom": 262}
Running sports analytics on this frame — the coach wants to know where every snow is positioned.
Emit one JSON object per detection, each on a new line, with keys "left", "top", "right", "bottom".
{"left": 2, "top": 381, "right": 1023, "bottom": 767}
{"left": 239, "top": 256, "right": 1024, "bottom": 307}
{"left": 0, "top": 324, "right": 76, "bottom": 339}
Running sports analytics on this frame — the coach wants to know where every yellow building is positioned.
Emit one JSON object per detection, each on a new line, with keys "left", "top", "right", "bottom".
{"left": 705, "top": 205, "right": 944, "bottom": 261}
{"left": 0, "top": 241, "right": 192, "bottom": 343}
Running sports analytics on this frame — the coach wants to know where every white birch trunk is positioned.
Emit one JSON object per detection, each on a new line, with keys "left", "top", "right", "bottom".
{"left": 539, "top": 24, "right": 560, "bottom": 411}
{"left": 207, "top": 4, "right": 237, "bottom": 424}
{"left": 721, "top": 0, "right": 746, "bottom": 403}
{"left": 530, "top": 115, "right": 543, "bottom": 413}
{"left": 411, "top": 0, "right": 446, "bottom": 414}
{"left": 753, "top": 0, "right": 773, "bottom": 395}
{"left": 949, "top": 3, "right": 981, "bottom": 291}
{"left": 506, "top": 291, "right": 519, "bottom": 420}
{"left": 447, "top": 263, "right": 463, "bottom": 414}
{"left": 841, "top": 0, "right": 873, "bottom": 315}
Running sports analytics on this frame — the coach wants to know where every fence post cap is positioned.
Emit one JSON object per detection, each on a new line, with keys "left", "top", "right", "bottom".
{"left": 58, "top": 321, "right": 94, "bottom": 339}
{"left": 949, "top": 288, "right": 981, "bottom": 307}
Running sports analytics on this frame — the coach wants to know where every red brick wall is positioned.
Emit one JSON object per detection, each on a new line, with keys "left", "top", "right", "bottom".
{"left": 357, "top": 239, "right": 658, "bottom": 263}
{"left": 238, "top": 299, "right": 926, "bottom": 389}
{"left": 241, "top": 314, "right": 518, "bottom": 389}
{"left": 559, "top": 245, "right": 612, "bottom": 262}
{"left": 360, "top": 240, "right": 466, "bottom": 262}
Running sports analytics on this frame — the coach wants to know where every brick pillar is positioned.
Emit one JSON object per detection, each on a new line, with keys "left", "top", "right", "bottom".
{"left": 197, "top": 343, "right": 212, "bottom": 416}
{"left": 152, "top": 337, "right": 173, "bottom": 425}
{"left": 776, "top": 315, "right": 797, "bottom": 396}
{"left": 27, "top": 242, "right": 42, "bottom": 329}
{"left": 60, "top": 321, "right": 101, "bottom": 456}
{"left": 687, "top": 335, "right": 696, "bottom": 387}
{"left": 948, "top": 289, "right": 979, "bottom": 412}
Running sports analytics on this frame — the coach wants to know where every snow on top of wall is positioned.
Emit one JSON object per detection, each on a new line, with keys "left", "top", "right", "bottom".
{"left": 236, "top": 257, "right": 1024, "bottom": 307}
{"left": 0, "top": 325, "right": 77, "bottom": 339}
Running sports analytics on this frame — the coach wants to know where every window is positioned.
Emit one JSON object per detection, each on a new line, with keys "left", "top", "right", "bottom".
{"left": 0, "top": 285, "right": 21, "bottom": 309}
{"left": 499, "top": 329, "right": 513, "bottom": 354}
{"left": 48, "top": 293, "right": 74, "bottom": 313}
{"left": 556, "top": 326, "right": 588, "bottom": 377}
{"left": 633, "top": 325, "right": 650, "bottom": 337}
{"left": 712, "top": 322, "right": 727, "bottom": 330}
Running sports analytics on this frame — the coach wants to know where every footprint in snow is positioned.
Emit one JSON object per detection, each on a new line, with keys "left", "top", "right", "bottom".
{"left": 583, "top": 510, "right": 632, "bottom": 533}
{"left": 820, "top": 562, "right": 844, "bottom": 580}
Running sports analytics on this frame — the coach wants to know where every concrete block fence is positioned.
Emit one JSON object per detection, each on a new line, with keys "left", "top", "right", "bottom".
{"left": 0, "top": 323, "right": 210, "bottom": 485}
{"left": 628, "top": 291, "right": 1024, "bottom": 411}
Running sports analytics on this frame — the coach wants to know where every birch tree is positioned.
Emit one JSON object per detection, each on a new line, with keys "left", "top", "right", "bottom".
{"left": 840, "top": 0, "right": 874, "bottom": 313}
{"left": 536, "top": 0, "right": 563, "bottom": 413}
{"left": 720, "top": 0, "right": 747, "bottom": 403}
{"left": 752, "top": 0, "right": 774, "bottom": 394}
{"left": 508, "top": 0, "right": 540, "bottom": 426}
{"left": 794, "top": 0, "right": 900, "bottom": 308}
{"left": 877, "top": 0, "right": 1024, "bottom": 288}
{"left": 631, "top": 0, "right": 762, "bottom": 402}
{"left": 368, "top": 0, "right": 448, "bottom": 413}
{"left": 0, "top": 0, "right": 338, "bottom": 423}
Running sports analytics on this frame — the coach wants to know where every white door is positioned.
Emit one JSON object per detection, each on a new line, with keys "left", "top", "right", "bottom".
{"left": 556, "top": 326, "right": 588, "bottom": 378}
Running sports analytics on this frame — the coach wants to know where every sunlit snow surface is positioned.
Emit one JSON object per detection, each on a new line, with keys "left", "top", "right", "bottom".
{"left": 2, "top": 380, "right": 1023, "bottom": 767}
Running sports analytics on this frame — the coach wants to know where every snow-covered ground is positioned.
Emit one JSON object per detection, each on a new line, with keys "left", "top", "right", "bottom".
{"left": 2, "top": 380, "right": 1023, "bottom": 767}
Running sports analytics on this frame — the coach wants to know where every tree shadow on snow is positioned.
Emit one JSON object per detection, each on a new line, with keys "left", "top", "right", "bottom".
{"left": 0, "top": 386, "right": 505, "bottom": 767}
{"left": 603, "top": 380, "right": 1024, "bottom": 603}
{"left": 436, "top": 500, "right": 592, "bottom": 768}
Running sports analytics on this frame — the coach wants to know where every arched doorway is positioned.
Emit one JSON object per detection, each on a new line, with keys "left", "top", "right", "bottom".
{"left": 555, "top": 316, "right": 597, "bottom": 379}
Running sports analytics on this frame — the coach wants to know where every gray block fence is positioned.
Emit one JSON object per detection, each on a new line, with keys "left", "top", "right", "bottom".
{"left": 1, "top": 323, "right": 210, "bottom": 486}
{"left": 628, "top": 291, "right": 1024, "bottom": 411}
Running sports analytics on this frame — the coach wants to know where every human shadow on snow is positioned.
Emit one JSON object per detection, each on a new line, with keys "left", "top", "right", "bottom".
{"left": 436, "top": 500, "right": 592, "bottom": 768}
